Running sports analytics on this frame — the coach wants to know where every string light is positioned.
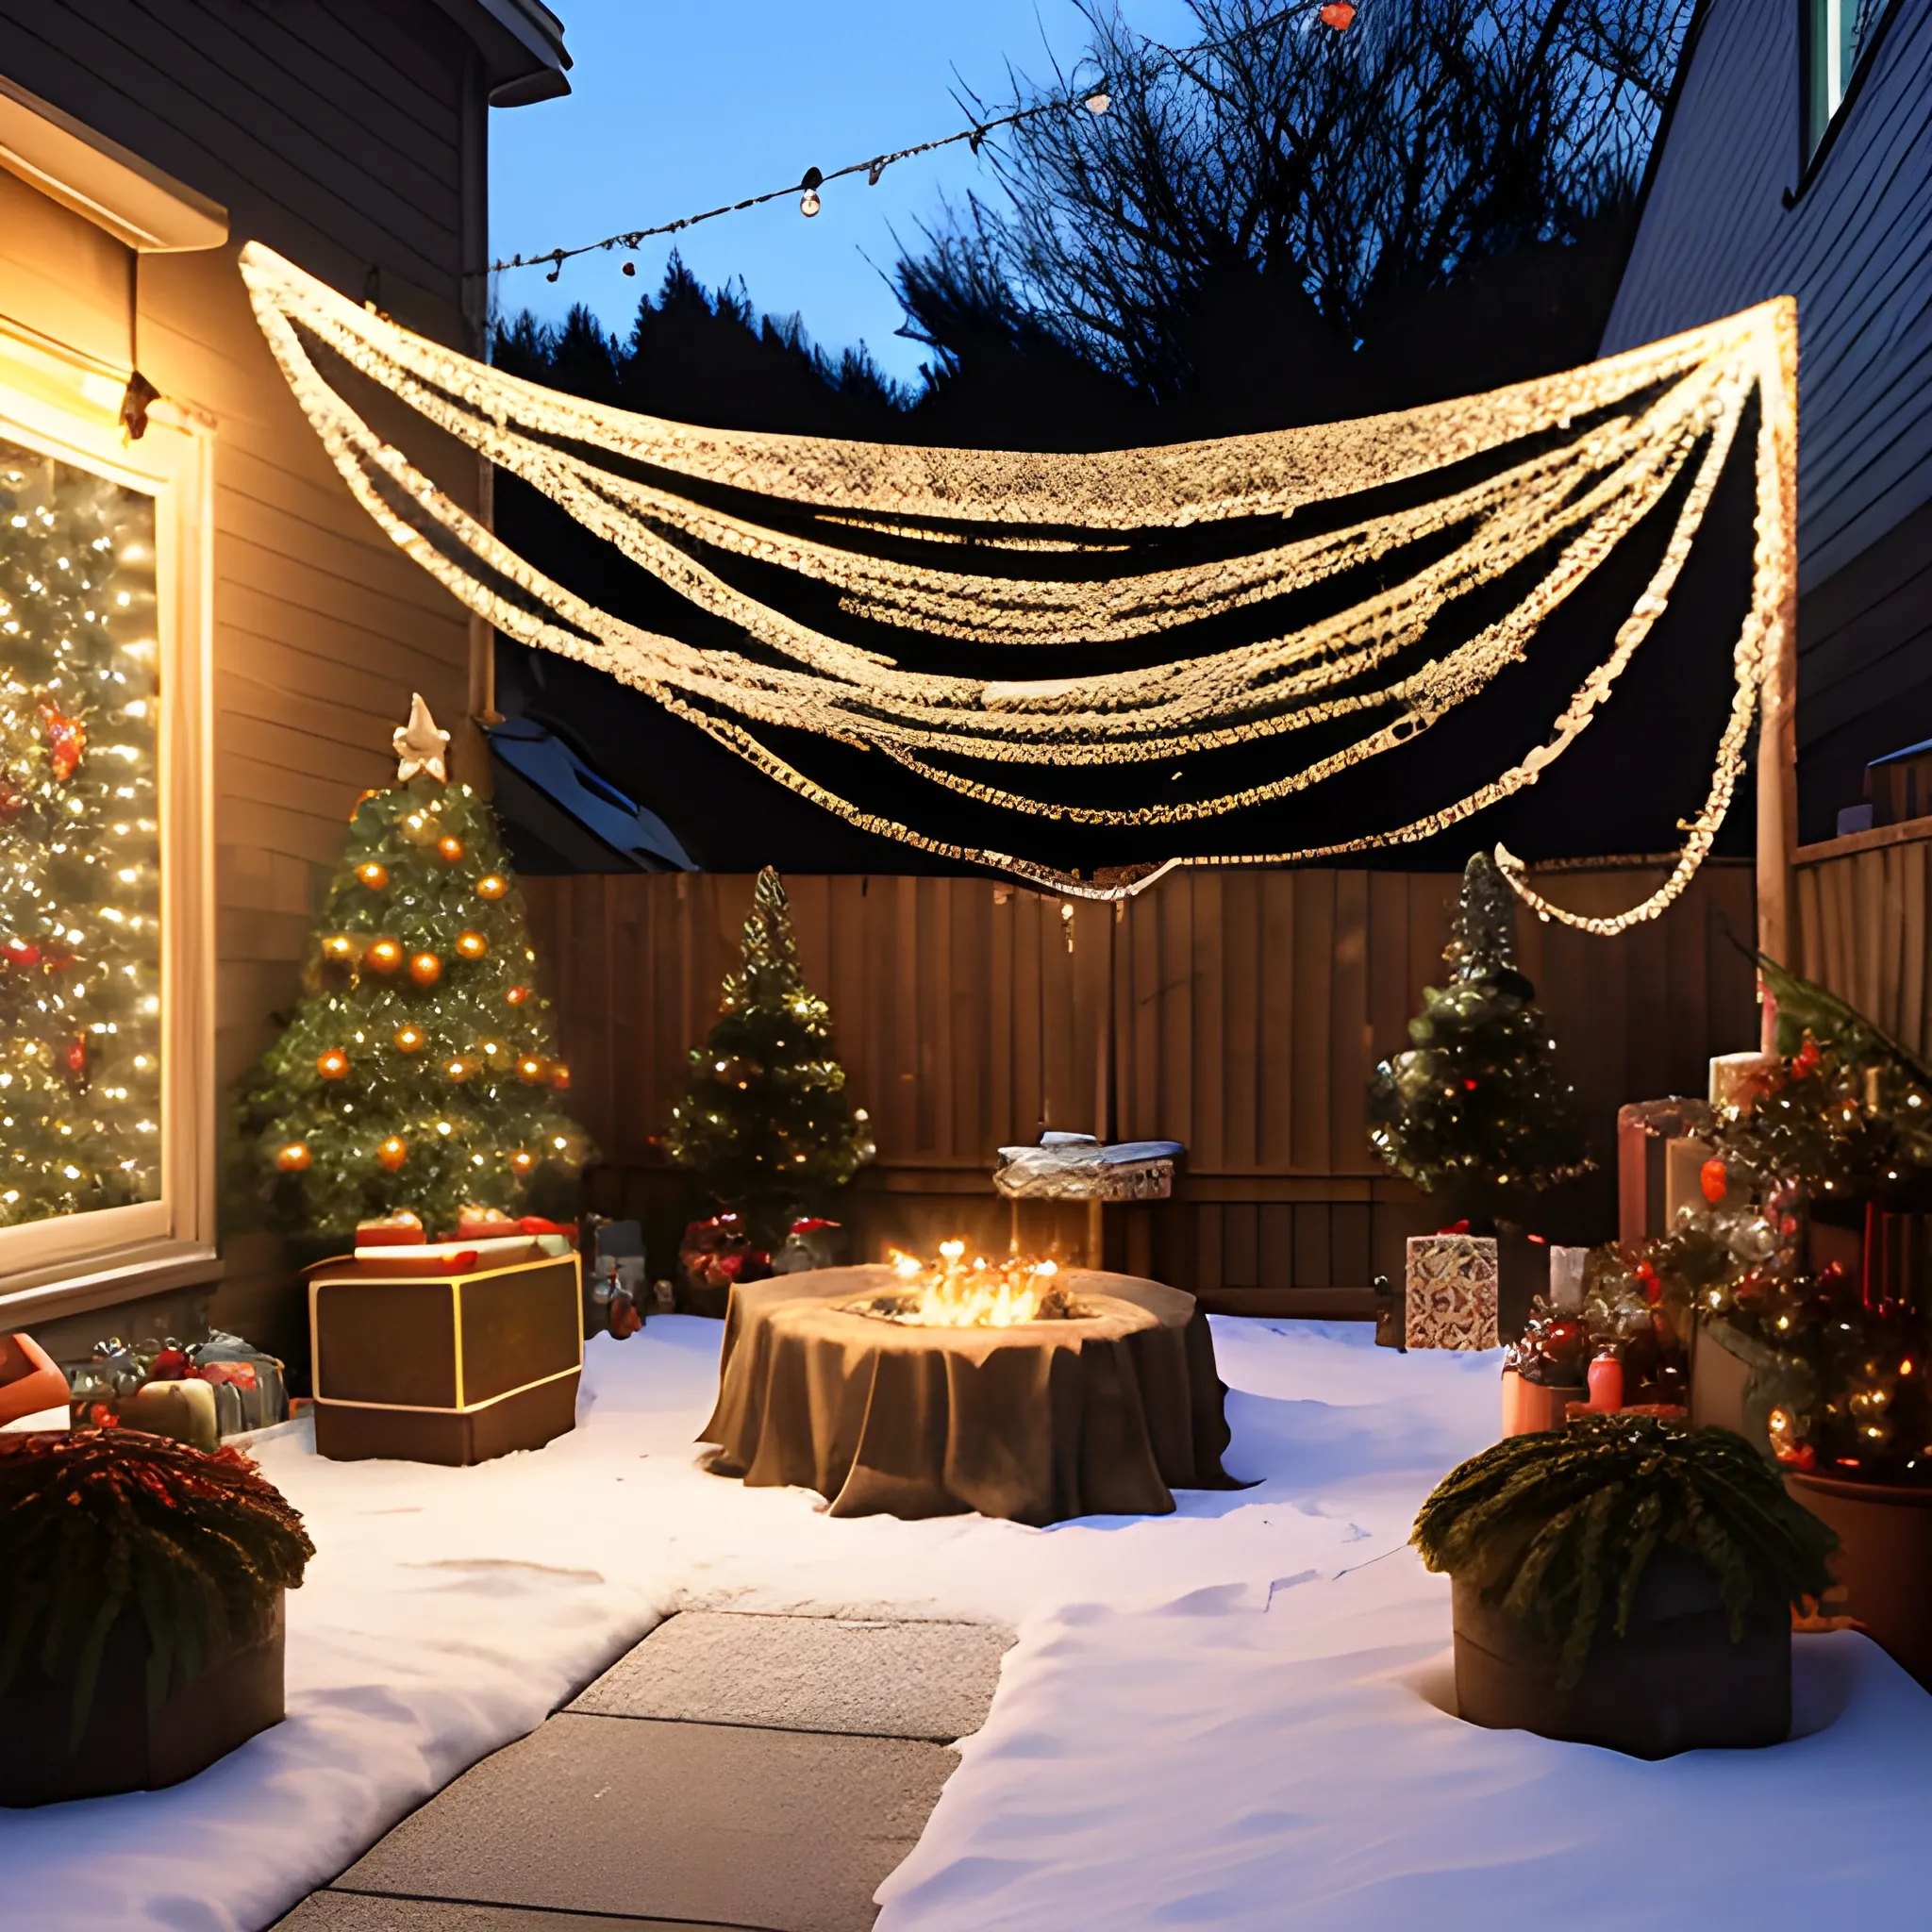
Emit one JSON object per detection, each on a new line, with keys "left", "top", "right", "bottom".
{"left": 242, "top": 245, "right": 1793, "bottom": 917}
{"left": 484, "top": 10, "right": 1297, "bottom": 280}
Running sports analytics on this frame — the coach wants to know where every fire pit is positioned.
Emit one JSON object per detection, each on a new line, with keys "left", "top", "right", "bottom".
{"left": 842, "top": 1243, "right": 1091, "bottom": 1327}
{"left": 700, "top": 1257, "right": 1240, "bottom": 1524}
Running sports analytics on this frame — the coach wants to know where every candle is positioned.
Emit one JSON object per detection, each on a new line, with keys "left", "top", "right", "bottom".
{"left": 1588, "top": 1352, "right": 1624, "bottom": 1413}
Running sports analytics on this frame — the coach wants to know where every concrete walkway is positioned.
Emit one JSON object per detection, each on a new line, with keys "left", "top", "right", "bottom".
{"left": 275, "top": 1614, "right": 1013, "bottom": 1932}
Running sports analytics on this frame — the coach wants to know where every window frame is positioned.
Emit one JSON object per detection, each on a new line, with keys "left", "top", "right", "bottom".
{"left": 0, "top": 319, "right": 215, "bottom": 1309}
{"left": 1789, "top": 0, "right": 1906, "bottom": 203}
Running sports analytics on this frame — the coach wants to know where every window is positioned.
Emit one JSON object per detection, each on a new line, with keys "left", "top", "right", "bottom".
{"left": 0, "top": 438, "right": 162, "bottom": 1231}
{"left": 1803, "top": 0, "right": 1886, "bottom": 160}
{"left": 0, "top": 328, "right": 212, "bottom": 1297}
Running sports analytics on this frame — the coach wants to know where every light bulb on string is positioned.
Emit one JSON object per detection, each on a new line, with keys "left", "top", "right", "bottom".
{"left": 799, "top": 166, "right": 824, "bottom": 218}
{"left": 1084, "top": 88, "right": 1110, "bottom": 113}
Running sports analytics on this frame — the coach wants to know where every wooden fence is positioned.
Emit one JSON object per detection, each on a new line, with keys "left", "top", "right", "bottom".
{"left": 1795, "top": 817, "right": 1932, "bottom": 1058}
{"left": 524, "top": 862, "right": 1757, "bottom": 1313}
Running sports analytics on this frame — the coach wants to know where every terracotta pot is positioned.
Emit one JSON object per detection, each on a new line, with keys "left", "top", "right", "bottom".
{"left": 1452, "top": 1546, "right": 1790, "bottom": 1757}
{"left": 0, "top": 1595, "right": 284, "bottom": 1806}
{"left": 1786, "top": 1471, "right": 1932, "bottom": 1689}
{"left": 1498, "top": 1372, "right": 1584, "bottom": 1436}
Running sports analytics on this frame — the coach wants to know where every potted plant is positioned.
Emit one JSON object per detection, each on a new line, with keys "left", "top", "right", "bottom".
{"left": 0, "top": 1428, "right": 313, "bottom": 1806}
{"left": 1413, "top": 1413, "right": 1836, "bottom": 1757}
{"left": 1646, "top": 954, "right": 1932, "bottom": 1684}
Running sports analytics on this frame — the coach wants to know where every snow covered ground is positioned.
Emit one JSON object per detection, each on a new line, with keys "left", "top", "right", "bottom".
{"left": 6, "top": 1315, "right": 1928, "bottom": 1930}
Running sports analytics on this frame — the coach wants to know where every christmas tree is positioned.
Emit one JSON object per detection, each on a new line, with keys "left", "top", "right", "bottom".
{"left": 1368, "top": 850, "right": 1590, "bottom": 1228}
{"left": 661, "top": 867, "right": 874, "bottom": 1247}
{"left": 238, "top": 696, "right": 590, "bottom": 1237}
{"left": 0, "top": 438, "right": 161, "bottom": 1229}
{"left": 1646, "top": 954, "right": 1932, "bottom": 1483}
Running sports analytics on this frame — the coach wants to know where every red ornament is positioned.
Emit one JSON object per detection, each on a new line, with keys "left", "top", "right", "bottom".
{"left": 1319, "top": 1, "right": 1356, "bottom": 26}
{"left": 38, "top": 702, "right": 85, "bottom": 781}
{"left": 2, "top": 937, "right": 41, "bottom": 971}
{"left": 1699, "top": 1157, "right": 1728, "bottom": 1204}
{"left": 64, "top": 1036, "right": 88, "bottom": 1081}
{"left": 506, "top": 984, "right": 531, "bottom": 1007}
{"left": 1636, "top": 1259, "right": 1663, "bottom": 1306}
{"left": 1792, "top": 1036, "right": 1821, "bottom": 1078}
{"left": 550, "top": 1062, "right": 572, "bottom": 1091}
{"left": 147, "top": 1346, "right": 192, "bottom": 1382}
{"left": 0, "top": 774, "right": 22, "bottom": 821}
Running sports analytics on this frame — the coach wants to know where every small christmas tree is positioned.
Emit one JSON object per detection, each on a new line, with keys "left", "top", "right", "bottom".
{"left": 238, "top": 696, "right": 590, "bottom": 1236}
{"left": 662, "top": 867, "right": 873, "bottom": 1247}
{"left": 0, "top": 441, "right": 161, "bottom": 1229}
{"left": 1368, "top": 851, "right": 1590, "bottom": 1228}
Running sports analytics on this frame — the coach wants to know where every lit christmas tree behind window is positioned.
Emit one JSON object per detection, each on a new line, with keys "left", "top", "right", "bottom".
{"left": 0, "top": 438, "right": 161, "bottom": 1228}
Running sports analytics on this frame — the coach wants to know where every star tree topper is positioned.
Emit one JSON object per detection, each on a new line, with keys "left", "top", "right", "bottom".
{"left": 392, "top": 691, "right": 451, "bottom": 783}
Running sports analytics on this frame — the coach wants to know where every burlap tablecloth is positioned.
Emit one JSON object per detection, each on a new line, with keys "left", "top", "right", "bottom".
{"left": 698, "top": 1265, "right": 1240, "bottom": 1524}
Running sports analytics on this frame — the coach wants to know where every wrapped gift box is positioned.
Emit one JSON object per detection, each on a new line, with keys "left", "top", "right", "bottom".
{"left": 1406, "top": 1234, "right": 1500, "bottom": 1350}
{"left": 308, "top": 1251, "right": 582, "bottom": 1465}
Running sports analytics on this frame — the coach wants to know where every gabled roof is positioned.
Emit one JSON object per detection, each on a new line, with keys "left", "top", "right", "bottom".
{"left": 436, "top": 0, "right": 573, "bottom": 107}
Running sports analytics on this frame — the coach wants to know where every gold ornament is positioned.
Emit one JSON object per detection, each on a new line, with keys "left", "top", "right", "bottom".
{"left": 317, "top": 1048, "right": 349, "bottom": 1080}
{"left": 506, "top": 984, "right": 531, "bottom": 1006}
{"left": 445, "top": 1057, "right": 474, "bottom": 1082}
{"left": 408, "top": 950, "right": 442, "bottom": 986}
{"left": 475, "top": 874, "right": 508, "bottom": 902}
{"left": 365, "top": 937, "right": 403, "bottom": 974}
{"left": 355, "top": 860, "right": 389, "bottom": 891}
{"left": 455, "top": 929, "right": 488, "bottom": 960}
{"left": 321, "top": 933, "right": 357, "bottom": 962}
{"left": 437, "top": 835, "right": 465, "bottom": 862}
{"left": 517, "top": 1055, "right": 549, "bottom": 1084}
{"left": 510, "top": 1149, "right": 536, "bottom": 1174}
{"left": 392, "top": 691, "right": 450, "bottom": 783}
{"left": 376, "top": 1135, "right": 408, "bottom": 1171}
{"left": 398, "top": 809, "right": 441, "bottom": 847}
{"left": 393, "top": 1024, "right": 426, "bottom": 1053}
{"left": 275, "top": 1141, "right": 312, "bottom": 1172}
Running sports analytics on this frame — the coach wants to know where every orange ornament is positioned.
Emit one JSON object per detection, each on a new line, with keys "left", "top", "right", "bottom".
{"left": 1700, "top": 1157, "right": 1728, "bottom": 1205}
{"left": 408, "top": 951, "right": 442, "bottom": 987}
{"left": 365, "top": 938, "right": 403, "bottom": 974}
{"left": 376, "top": 1135, "right": 408, "bottom": 1172}
{"left": 506, "top": 984, "right": 531, "bottom": 1007}
{"left": 445, "top": 1057, "right": 474, "bottom": 1083}
{"left": 510, "top": 1149, "right": 536, "bottom": 1175}
{"left": 550, "top": 1062, "right": 572, "bottom": 1091}
{"left": 275, "top": 1141, "right": 312, "bottom": 1173}
{"left": 437, "top": 835, "right": 465, "bottom": 862}
{"left": 355, "top": 861, "right": 389, "bottom": 891}
{"left": 1319, "top": 1, "right": 1355, "bottom": 25}
{"left": 455, "top": 929, "right": 488, "bottom": 960}
{"left": 475, "top": 874, "right": 508, "bottom": 903}
{"left": 394, "top": 1024, "right": 426, "bottom": 1054}
{"left": 517, "top": 1055, "right": 549, "bottom": 1085}
{"left": 351, "top": 788, "right": 381, "bottom": 822}
{"left": 316, "top": 1048, "right": 349, "bottom": 1080}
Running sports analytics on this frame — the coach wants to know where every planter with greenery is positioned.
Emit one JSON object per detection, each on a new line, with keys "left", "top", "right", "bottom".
{"left": 0, "top": 1428, "right": 313, "bottom": 1806}
{"left": 1413, "top": 1414, "right": 1836, "bottom": 1757}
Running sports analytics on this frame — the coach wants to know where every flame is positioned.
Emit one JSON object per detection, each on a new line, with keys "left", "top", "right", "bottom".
{"left": 871, "top": 1245, "right": 1068, "bottom": 1326}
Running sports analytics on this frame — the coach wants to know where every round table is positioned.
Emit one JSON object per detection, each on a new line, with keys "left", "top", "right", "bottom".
{"left": 698, "top": 1265, "right": 1241, "bottom": 1524}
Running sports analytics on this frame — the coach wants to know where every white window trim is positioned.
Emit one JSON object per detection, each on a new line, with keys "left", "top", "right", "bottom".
{"left": 0, "top": 321, "right": 217, "bottom": 1318}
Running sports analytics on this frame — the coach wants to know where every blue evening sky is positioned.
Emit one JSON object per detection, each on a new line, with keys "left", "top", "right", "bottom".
{"left": 489, "top": 0, "right": 1200, "bottom": 388}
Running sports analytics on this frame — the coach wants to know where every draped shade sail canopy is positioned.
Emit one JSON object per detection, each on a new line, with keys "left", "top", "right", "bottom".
{"left": 241, "top": 243, "right": 1795, "bottom": 927}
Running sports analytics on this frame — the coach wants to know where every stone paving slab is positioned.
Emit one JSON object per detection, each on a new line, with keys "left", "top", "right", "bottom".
{"left": 331, "top": 1712, "right": 957, "bottom": 1932}
{"left": 276, "top": 1895, "right": 748, "bottom": 1931}
{"left": 571, "top": 1612, "right": 1013, "bottom": 1740}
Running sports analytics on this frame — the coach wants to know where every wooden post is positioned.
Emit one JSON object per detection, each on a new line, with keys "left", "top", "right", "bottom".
{"left": 1755, "top": 298, "right": 1801, "bottom": 1053}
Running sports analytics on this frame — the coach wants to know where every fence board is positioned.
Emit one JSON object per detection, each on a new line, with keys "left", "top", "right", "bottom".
{"left": 525, "top": 862, "right": 1757, "bottom": 1306}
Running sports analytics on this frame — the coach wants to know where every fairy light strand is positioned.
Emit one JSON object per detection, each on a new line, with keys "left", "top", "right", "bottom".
{"left": 240, "top": 244, "right": 1795, "bottom": 923}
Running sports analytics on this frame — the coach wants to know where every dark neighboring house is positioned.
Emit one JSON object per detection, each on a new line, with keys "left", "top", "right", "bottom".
{"left": 1601, "top": 0, "right": 1932, "bottom": 841}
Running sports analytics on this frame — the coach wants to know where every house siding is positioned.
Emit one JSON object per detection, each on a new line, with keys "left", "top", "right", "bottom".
{"left": 1602, "top": 0, "right": 1932, "bottom": 836}
{"left": 0, "top": 0, "right": 491, "bottom": 1352}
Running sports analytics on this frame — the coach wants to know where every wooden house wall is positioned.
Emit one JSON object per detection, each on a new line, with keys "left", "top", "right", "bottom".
{"left": 525, "top": 865, "right": 1757, "bottom": 1314}
{"left": 0, "top": 0, "right": 491, "bottom": 1350}
{"left": 1796, "top": 822, "right": 1932, "bottom": 1055}
{"left": 1601, "top": 0, "right": 1932, "bottom": 837}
